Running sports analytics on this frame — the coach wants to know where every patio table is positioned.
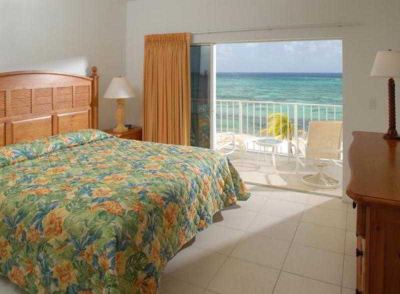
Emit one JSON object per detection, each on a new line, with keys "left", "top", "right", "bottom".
{"left": 251, "top": 137, "right": 282, "bottom": 168}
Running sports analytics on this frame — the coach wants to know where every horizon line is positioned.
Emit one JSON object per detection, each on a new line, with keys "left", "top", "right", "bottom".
{"left": 216, "top": 71, "right": 342, "bottom": 74}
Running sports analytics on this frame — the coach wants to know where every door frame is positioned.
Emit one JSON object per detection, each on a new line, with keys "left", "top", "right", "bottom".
{"left": 209, "top": 45, "right": 217, "bottom": 150}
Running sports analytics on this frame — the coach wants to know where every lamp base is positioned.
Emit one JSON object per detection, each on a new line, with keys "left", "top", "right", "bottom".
{"left": 113, "top": 99, "right": 128, "bottom": 133}
{"left": 384, "top": 78, "right": 400, "bottom": 140}
{"left": 383, "top": 133, "right": 400, "bottom": 140}
{"left": 113, "top": 124, "right": 128, "bottom": 133}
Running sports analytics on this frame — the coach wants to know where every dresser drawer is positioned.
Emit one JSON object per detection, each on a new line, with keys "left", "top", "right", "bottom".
{"left": 369, "top": 207, "right": 400, "bottom": 293}
{"left": 356, "top": 204, "right": 366, "bottom": 238}
{"left": 354, "top": 202, "right": 367, "bottom": 294}
{"left": 356, "top": 237, "right": 366, "bottom": 294}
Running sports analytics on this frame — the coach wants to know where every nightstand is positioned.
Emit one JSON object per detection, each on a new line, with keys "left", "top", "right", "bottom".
{"left": 105, "top": 127, "right": 142, "bottom": 141}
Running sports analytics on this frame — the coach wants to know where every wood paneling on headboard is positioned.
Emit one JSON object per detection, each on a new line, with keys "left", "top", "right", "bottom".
{"left": 0, "top": 67, "right": 99, "bottom": 146}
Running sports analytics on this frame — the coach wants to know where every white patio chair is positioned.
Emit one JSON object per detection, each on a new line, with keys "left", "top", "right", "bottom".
{"left": 215, "top": 132, "right": 236, "bottom": 155}
{"left": 296, "top": 121, "right": 343, "bottom": 189}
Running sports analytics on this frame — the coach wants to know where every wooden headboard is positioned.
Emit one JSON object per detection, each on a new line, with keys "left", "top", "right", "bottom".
{"left": 0, "top": 67, "right": 99, "bottom": 146}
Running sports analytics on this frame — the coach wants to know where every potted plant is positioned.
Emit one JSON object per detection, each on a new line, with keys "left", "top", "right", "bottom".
{"left": 261, "top": 113, "right": 294, "bottom": 154}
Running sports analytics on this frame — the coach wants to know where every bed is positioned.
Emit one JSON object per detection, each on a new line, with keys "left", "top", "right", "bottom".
{"left": 0, "top": 70, "right": 249, "bottom": 293}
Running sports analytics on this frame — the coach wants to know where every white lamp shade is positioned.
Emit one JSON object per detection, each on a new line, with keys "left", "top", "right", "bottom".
{"left": 104, "top": 77, "right": 135, "bottom": 99}
{"left": 371, "top": 50, "right": 400, "bottom": 77}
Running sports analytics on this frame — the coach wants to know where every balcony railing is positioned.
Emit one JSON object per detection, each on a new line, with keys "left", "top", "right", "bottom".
{"left": 216, "top": 99, "right": 342, "bottom": 153}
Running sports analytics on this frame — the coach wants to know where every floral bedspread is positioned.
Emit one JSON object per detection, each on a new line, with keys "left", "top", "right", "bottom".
{"left": 0, "top": 130, "right": 249, "bottom": 293}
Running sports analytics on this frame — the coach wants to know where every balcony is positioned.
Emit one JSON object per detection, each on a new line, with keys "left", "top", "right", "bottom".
{"left": 216, "top": 99, "right": 343, "bottom": 197}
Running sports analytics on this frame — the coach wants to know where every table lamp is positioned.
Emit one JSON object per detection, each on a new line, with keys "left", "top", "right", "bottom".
{"left": 104, "top": 77, "right": 135, "bottom": 133}
{"left": 371, "top": 49, "right": 400, "bottom": 140}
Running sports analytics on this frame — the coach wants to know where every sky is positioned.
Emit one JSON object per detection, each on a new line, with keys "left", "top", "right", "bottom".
{"left": 216, "top": 40, "right": 342, "bottom": 73}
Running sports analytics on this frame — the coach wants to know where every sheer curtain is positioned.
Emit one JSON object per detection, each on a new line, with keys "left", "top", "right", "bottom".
{"left": 143, "top": 33, "right": 191, "bottom": 145}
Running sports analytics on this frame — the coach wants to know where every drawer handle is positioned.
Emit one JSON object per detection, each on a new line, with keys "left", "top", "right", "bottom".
{"left": 353, "top": 201, "right": 357, "bottom": 209}
{"left": 356, "top": 249, "right": 364, "bottom": 257}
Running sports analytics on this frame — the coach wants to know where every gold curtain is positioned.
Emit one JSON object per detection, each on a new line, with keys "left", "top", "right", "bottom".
{"left": 143, "top": 33, "right": 191, "bottom": 145}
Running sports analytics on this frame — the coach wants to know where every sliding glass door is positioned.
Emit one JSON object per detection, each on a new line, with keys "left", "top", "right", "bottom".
{"left": 190, "top": 45, "right": 215, "bottom": 148}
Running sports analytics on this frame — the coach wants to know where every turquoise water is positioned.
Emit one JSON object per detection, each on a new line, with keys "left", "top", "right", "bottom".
{"left": 217, "top": 72, "right": 342, "bottom": 105}
{"left": 215, "top": 73, "right": 343, "bottom": 134}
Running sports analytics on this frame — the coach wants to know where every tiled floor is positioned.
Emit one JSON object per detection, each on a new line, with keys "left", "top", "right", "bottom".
{"left": 0, "top": 185, "right": 356, "bottom": 294}
{"left": 160, "top": 185, "right": 356, "bottom": 294}
{"left": 229, "top": 151, "right": 343, "bottom": 197}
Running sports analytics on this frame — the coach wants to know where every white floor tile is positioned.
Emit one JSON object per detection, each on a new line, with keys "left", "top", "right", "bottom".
{"left": 302, "top": 207, "right": 347, "bottom": 229}
{"left": 293, "top": 223, "right": 345, "bottom": 253}
{"left": 347, "top": 203, "right": 357, "bottom": 213}
{"left": 165, "top": 246, "right": 227, "bottom": 288}
{"left": 307, "top": 195, "right": 347, "bottom": 211}
{"left": 194, "top": 224, "right": 246, "bottom": 255}
{"left": 208, "top": 257, "right": 279, "bottom": 294}
{"left": 237, "top": 193, "right": 269, "bottom": 212}
{"left": 249, "top": 186, "right": 275, "bottom": 193}
{"left": 344, "top": 231, "right": 356, "bottom": 256}
{"left": 262, "top": 199, "right": 306, "bottom": 220}
{"left": 274, "top": 272, "right": 341, "bottom": 294}
{"left": 215, "top": 208, "right": 258, "bottom": 231}
{"left": 247, "top": 213, "right": 299, "bottom": 241}
{"left": 346, "top": 211, "right": 356, "bottom": 232}
{"left": 341, "top": 288, "right": 355, "bottom": 294}
{"left": 246, "top": 184, "right": 259, "bottom": 190}
{"left": 159, "top": 276, "right": 205, "bottom": 294}
{"left": 268, "top": 190, "right": 311, "bottom": 204}
{"left": 231, "top": 234, "right": 291, "bottom": 269}
{"left": 231, "top": 152, "right": 342, "bottom": 198}
{"left": 283, "top": 244, "right": 344, "bottom": 285}
{"left": 164, "top": 246, "right": 209, "bottom": 275}
{"left": 342, "top": 255, "right": 357, "bottom": 289}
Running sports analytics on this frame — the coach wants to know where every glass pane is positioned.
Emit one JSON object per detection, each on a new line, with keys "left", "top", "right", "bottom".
{"left": 190, "top": 45, "right": 211, "bottom": 148}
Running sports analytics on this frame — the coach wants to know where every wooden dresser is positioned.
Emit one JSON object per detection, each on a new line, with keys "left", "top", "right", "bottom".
{"left": 347, "top": 132, "right": 400, "bottom": 294}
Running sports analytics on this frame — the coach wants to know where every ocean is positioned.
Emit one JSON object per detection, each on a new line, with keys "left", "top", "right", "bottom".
{"left": 214, "top": 72, "right": 343, "bottom": 134}
{"left": 216, "top": 72, "right": 342, "bottom": 105}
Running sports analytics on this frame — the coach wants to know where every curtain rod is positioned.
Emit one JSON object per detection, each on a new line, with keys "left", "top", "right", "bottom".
{"left": 193, "top": 22, "right": 360, "bottom": 35}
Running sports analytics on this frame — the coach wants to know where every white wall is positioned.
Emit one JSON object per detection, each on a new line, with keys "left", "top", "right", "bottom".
{"left": 0, "top": 0, "right": 127, "bottom": 130}
{"left": 126, "top": 0, "right": 400, "bottom": 196}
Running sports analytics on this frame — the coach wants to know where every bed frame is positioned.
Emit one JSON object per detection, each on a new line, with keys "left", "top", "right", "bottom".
{"left": 0, "top": 67, "right": 99, "bottom": 146}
